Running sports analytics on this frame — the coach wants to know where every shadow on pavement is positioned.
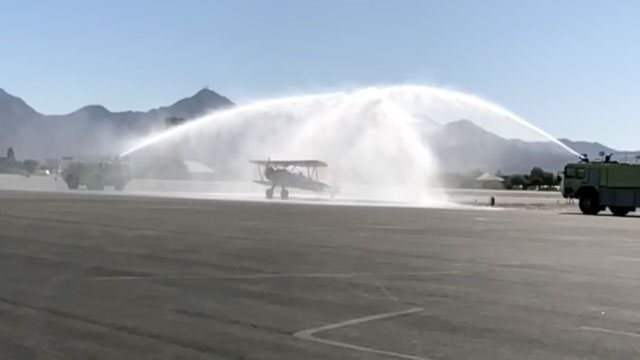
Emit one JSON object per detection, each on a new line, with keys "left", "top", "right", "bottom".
{"left": 558, "top": 211, "right": 640, "bottom": 218}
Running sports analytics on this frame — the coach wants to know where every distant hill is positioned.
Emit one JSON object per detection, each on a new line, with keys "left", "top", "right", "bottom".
{"left": 426, "top": 119, "right": 616, "bottom": 173}
{"left": 0, "top": 88, "right": 622, "bottom": 173}
{"left": 0, "top": 88, "right": 233, "bottom": 158}
{"left": 0, "top": 89, "right": 40, "bottom": 120}
{"left": 0, "top": 89, "right": 43, "bottom": 141}
{"left": 47, "top": 88, "right": 234, "bottom": 129}
{"left": 559, "top": 139, "right": 617, "bottom": 157}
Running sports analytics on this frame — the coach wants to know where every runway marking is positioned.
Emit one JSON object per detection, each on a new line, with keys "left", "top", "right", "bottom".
{"left": 578, "top": 326, "right": 640, "bottom": 338}
{"left": 293, "top": 308, "right": 428, "bottom": 360}
{"left": 609, "top": 256, "right": 640, "bottom": 262}
{"left": 370, "top": 225, "right": 404, "bottom": 229}
{"left": 93, "top": 271, "right": 459, "bottom": 281}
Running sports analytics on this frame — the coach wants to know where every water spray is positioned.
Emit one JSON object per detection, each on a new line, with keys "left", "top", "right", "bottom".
{"left": 120, "top": 85, "right": 579, "bottom": 203}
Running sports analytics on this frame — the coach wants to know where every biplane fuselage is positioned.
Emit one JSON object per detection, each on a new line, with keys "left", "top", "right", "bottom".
{"left": 250, "top": 159, "right": 332, "bottom": 199}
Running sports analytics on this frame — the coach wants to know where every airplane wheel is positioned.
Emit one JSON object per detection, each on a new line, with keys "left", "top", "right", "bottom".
{"left": 265, "top": 188, "right": 274, "bottom": 199}
{"left": 280, "top": 189, "right": 289, "bottom": 200}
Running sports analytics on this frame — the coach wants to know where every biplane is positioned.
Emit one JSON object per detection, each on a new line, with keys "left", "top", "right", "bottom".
{"left": 250, "top": 159, "right": 335, "bottom": 199}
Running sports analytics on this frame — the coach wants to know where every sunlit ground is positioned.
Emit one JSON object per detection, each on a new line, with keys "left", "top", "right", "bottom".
{"left": 0, "top": 175, "right": 504, "bottom": 210}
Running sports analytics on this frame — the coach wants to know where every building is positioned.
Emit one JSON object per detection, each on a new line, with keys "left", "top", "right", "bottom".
{"left": 475, "top": 172, "right": 505, "bottom": 189}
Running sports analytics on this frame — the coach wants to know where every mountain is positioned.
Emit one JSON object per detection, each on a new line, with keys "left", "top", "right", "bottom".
{"left": 150, "top": 88, "right": 233, "bottom": 120}
{"left": 412, "top": 113, "right": 442, "bottom": 135}
{"left": 0, "top": 89, "right": 40, "bottom": 119}
{"left": 0, "top": 88, "right": 234, "bottom": 159}
{"left": 48, "top": 88, "right": 234, "bottom": 129}
{"left": 0, "top": 88, "right": 621, "bottom": 173}
{"left": 427, "top": 120, "right": 593, "bottom": 173}
{"left": 559, "top": 139, "right": 616, "bottom": 157}
{"left": 0, "top": 89, "right": 43, "bottom": 140}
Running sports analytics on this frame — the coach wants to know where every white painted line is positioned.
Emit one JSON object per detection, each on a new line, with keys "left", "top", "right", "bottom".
{"left": 94, "top": 271, "right": 459, "bottom": 281}
{"left": 295, "top": 307, "right": 423, "bottom": 336}
{"left": 578, "top": 326, "right": 640, "bottom": 338}
{"left": 369, "top": 225, "right": 404, "bottom": 229}
{"left": 610, "top": 256, "right": 640, "bottom": 262}
{"left": 294, "top": 308, "right": 428, "bottom": 360}
{"left": 298, "top": 335, "right": 428, "bottom": 360}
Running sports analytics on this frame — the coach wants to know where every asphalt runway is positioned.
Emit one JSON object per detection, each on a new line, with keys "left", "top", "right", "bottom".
{"left": 0, "top": 174, "right": 567, "bottom": 209}
{"left": 1, "top": 190, "right": 640, "bottom": 359}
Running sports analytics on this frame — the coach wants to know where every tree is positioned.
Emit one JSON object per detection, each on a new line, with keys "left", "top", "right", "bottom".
{"left": 527, "top": 167, "right": 559, "bottom": 188}
{"left": 530, "top": 167, "right": 545, "bottom": 179}
{"left": 529, "top": 176, "right": 543, "bottom": 189}
{"left": 510, "top": 174, "right": 526, "bottom": 188}
{"left": 503, "top": 176, "right": 513, "bottom": 190}
{"left": 541, "top": 171, "right": 555, "bottom": 186}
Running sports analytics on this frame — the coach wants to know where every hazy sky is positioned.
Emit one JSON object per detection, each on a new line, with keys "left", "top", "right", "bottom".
{"left": 1, "top": 0, "right": 639, "bottom": 148}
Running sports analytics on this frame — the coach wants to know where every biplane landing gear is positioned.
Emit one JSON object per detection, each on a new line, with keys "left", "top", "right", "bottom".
{"left": 265, "top": 188, "right": 274, "bottom": 199}
{"left": 280, "top": 188, "right": 289, "bottom": 200}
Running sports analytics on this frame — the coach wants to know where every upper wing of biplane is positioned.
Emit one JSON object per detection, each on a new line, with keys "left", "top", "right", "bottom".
{"left": 249, "top": 159, "right": 328, "bottom": 168}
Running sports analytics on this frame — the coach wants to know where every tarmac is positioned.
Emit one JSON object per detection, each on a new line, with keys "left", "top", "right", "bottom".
{"left": 1, "top": 188, "right": 640, "bottom": 359}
